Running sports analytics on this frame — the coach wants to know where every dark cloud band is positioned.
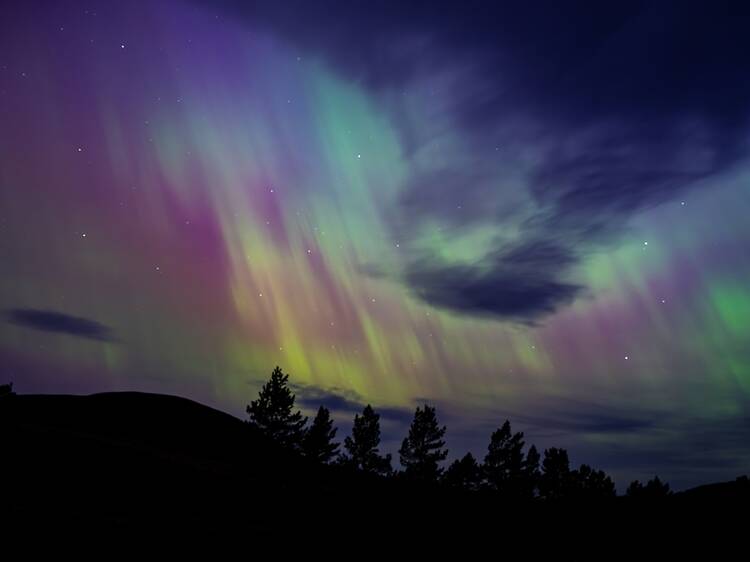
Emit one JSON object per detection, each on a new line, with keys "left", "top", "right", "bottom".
{"left": 5, "top": 309, "right": 115, "bottom": 342}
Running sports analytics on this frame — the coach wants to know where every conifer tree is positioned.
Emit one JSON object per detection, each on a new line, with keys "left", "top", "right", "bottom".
{"left": 302, "top": 405, "right": 339, "bottom": 463}
{"left": 483, "top": 420, "right": 525, "bottom": 495}
{"left": 444, "top": 452, "right": 482, "bottom": 491}
{"left": 626, "top": 476, "right": 671, "bottom": 499}
{"left": 399, "top": 404, "right": 448, "bottom": 482}
{"left": 520, "top": 444, "right": 541, "bottom": 499}
{"left": 539, "top": 447, "right": 573, "bottom": 500}
{"left": 571, "top": 464, "right": 616, "bottom": 499}
{"left": 246, "top": 366, "right": 307, "bottom": 450}
{"left": 341, "top": 405, "right": 392, "bottom": 476}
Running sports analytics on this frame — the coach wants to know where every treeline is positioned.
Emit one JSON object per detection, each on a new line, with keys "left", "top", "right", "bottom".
{"left": 246, "top": 366, "right": 672, "bottom": 500}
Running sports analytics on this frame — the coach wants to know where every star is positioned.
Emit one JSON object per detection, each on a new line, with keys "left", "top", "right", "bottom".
{"left": 357, "top": 154, "right": 361, "bottom": 159}
{"left": 120, "top": 44, "right": 126, "bottom": 49}
{"left": 624, "top": 355, "right": 629, "bottom": 360}
{"left": 81, "top": 233, "right": 87, "bottom": 238}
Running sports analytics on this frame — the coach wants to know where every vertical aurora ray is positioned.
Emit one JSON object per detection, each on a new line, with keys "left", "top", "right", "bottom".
{"left": 1, "top": 0, "right": 749, "bottom": 490}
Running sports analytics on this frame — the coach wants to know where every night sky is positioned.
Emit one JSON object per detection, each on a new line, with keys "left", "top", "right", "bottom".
{"left": 2, "top": 0, "right": 749, "bottom": 491}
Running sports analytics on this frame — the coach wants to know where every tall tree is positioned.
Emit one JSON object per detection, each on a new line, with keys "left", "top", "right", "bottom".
{"left": 539, "top": 447, "right": 573, "bottom": 500}
{"left": 444, "top": 452, "right": 482, "bottom": 492}
{"left": 483, "top": 420, "right": 525, "bottom": 496}
{"left": 246, "top": 366, "right": 307, "bottom": 450}
{"left": 399, "top": 404, "right": 448, "bottom": 482}
{"left": 302, "top": 406, "right": 339, "bottom": 463}
{"left": 520, "top": 444, "right": 541, "bottom": 499}
{"left": 341, "top": 405, "right": 392, "bottom": 476}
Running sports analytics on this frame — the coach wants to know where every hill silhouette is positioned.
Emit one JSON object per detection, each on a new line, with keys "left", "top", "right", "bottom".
{"left": 1, "top": 391, "right": 747, "bottom": 537}
{"left": 1, "top": 391, "right": 346, "bottom": 535}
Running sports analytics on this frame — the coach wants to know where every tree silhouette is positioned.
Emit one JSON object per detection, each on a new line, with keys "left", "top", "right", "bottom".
{"left": 539, "top": 447, "right": 573, "bottom": 500}
{"left": 626, "top": 476, "right": 671, "bottom": 499}
{"left": 0, "top": 382, "right": 13, "bottom": 397}
{"left": 302, "top": 406, "right": 339, "bottom": 463}
{"left": 520, "top": 444, "right": 541, "bottom": 499}
{"left": 399, "top": 404, "right": 448, "bottom": 482}
{"left": 571, "top": 464, "right": 616, "bottom": 499}
{"left": 483, "top": 420, "right": 525, "bottom": 496}
{"left": 626, "top": 480, "right": 643, "bottom": 497}
{"left": 246, "top": 366, "right": 307, "bottom": 450}
{"left": 444, "top": 452, "right": 482, "bottom": 492}
{"left": 341, "top": 405, "right": 392, "bottom": 476}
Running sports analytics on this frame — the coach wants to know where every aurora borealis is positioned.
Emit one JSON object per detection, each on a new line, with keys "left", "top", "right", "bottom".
{"left": 1, "top": 0, "right": 749, "bottom": 490}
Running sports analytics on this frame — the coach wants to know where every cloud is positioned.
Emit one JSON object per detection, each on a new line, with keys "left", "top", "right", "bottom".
{"left": 290, "top": 383, "right": 364, "bottom": 414}
{"left": 290, "top": 382, "right": 413, "bottom": 424}
{"left": 509, "top": 405, "right": 658, "bottom": 435}
{"left": 406, "top": 260, "right": 581, "bottom": 324}
{"left": 211, "top": 0, "right": 750, "bottom": 322}
{"left": 4, "top": 309, "right": 115, "bottom": 342}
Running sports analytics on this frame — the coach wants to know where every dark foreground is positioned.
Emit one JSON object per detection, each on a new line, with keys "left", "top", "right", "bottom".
{"left": 1, "top": 392, "right": 747, "bottom": 539}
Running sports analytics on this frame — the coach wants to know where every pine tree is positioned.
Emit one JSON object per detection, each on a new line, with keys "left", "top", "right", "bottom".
{"left": 625, "top": 480, "right": 644, "bottom": 497}
{"left": 643, "top": 475, "right": 671, "bottom": 497}
{"left": 571, "top": 464, "right": 616, "bottom": 499}
{"left": 483, "top": 420, "right": 525, "bottom": 496}
{"left": 399, "top": 404, "right": 448, "bottom": 482}
{"left": 302, "top": 406, "right": 339, "bottom": 463}
{"left": 341, "top": 405, "right": 392, "bottom": 476}
{"left": 246, "top": 366, "right": 307, "bottom": 450}
{"left": 444, "top": 452, "right": 482, "bottom": 491}
{"left": 627, "top": 476, "right": 671, "bottom": 499}
{"left": 539, "top": 447, "right": 573, "bottom": 500}
{"left": 520, "top": 444, "right": 541, "bottom": 499}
